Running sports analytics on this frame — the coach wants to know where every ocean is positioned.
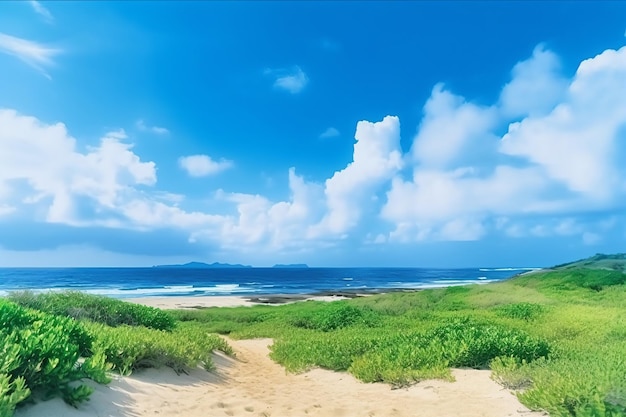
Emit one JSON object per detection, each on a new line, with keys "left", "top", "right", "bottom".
{"left": 0, "top": 267, "right": 539, "bottom": 299}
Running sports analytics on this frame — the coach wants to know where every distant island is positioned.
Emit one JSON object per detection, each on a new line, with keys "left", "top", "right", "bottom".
{"left": 154, "top": 261, "right": 252, "bottom": 269}
{"left": 272, "top": 264, "right": 309, "bottom": 268}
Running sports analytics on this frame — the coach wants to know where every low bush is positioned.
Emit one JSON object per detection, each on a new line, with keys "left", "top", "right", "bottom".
{"left": 0, "top": 300, "right": 108, "bottom": 415}
{"left": 289, "top": 303, "right": 381, "bottom": 331}
{"left": 8, "top": 291, "right": 175, "bottom": 331}
{"left": 88, "top": 322, "right": 232, "bottom": 375}
{"left": 495, "top": 302, "right": 545, "bottom": 321}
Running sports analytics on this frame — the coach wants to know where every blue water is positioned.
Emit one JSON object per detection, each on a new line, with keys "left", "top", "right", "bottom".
{"left": 0, "top": 267, "right": 539, "bottom": 299}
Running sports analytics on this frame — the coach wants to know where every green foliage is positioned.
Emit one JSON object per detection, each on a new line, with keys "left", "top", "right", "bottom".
{"left": 272, "top": 317, "right": 550, "bottom": 387}
{"left": 0, "top": 375, "right": 29, "bottom": 417}
{"left": 0, "top": 300, "right": 107, "bottom": 415}
{"left": 495, "top": 302, "right": 545, "bottom": 321}
{"left": 8, "top": 291, "right": 176, "bottom": 331}
{"left": 88, "top": 322, "right": 232, "bottom": 375}
{"left": 270, "top": 329, "right": 383, "bottom": 372}
{"left": 289, "top": 303, "right": 381, "bottom": 331}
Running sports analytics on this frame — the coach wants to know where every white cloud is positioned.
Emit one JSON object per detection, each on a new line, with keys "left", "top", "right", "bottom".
{"left": 499, "top": 45, "right": 568, "bottom": 118}
{"left": 320, "top": 127, "right": 340, "bottom": 139}
{"left": 311, "top": 116, "right": 403, "bottom": 236}
{"left": 500, "top": 45, "right": 626, "bottom": 202}
{"left": 135, "top": 119, "right": 169, "bottom": 135}
{"left": 381, "top": 44, "right": 626, "bottom": 243}
{"left": 30, "top": 1, "right": 54, "bottom": 23}
{"left": 190, "top": 168, "right": 325, "bottom": 252}
{"left": 0, "top": 33, "right": 61, "bottom": 79}
{"left": 0, "top": 109, "right": 156, "bottom": 226}
{"left": 268, "top": 66, "right": 309, "bottom": 94}
{"left": 411, "top": 84, "right": 497, "bottom": 169}
{"left": 178, "top": 154, "right": 233, "bottom": 177}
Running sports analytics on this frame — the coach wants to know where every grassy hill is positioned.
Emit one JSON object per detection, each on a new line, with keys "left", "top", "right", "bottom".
{"left": 550, "top": 253, "right": 626, "bottom": 272}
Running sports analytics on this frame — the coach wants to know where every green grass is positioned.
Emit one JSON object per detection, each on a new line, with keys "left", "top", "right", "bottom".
{"left": 3, "top": 260, "right": 626, "bottom": 416}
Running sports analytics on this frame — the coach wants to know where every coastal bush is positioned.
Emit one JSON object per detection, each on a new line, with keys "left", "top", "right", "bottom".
{"left": 0, "top": 300, "right": 108, "bottom": 415}
{"left": 270, "top": 329, "right": 384, "bottom": 372}
{"left": 289, "top": 303, "right": 381, "bottom": 331}
{"left": 371, "top": 325, "right": 539, "bottom": 383}
{"left": 88, "top": 322, "right": 233, "bottom": 375}
{"left": 8, "top": 291, "right": 176, "bottom": 331}
{"left": 0, "top": 374, "right": 29, "bottom": 417}
{"left": 495, "top": 302, "right": 545, "bottom": 321}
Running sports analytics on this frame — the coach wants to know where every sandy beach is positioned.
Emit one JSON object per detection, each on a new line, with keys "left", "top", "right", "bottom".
{"left": 16, "top": 336, "right": 546, "bottom": 417}
{"left": 125, "top": 294, "right": 353, "bottom": 309}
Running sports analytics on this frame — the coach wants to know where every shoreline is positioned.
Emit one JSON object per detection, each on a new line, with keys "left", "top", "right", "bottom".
{"left": 124, "top": 287, "right": 439, "bottom": 309}
{"left": 125, "top": 290, "right": 381, "bottom": 309}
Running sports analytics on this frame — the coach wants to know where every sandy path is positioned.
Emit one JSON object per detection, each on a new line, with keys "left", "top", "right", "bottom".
{"left": 16, "top": 338, "right": 546, "bottom": 417}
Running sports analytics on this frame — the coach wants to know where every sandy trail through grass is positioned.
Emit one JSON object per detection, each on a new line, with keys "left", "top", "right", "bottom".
{"left": 200, "top": 337, "right": 545, "bottom": 417}
{"left": 17, "top": 337, "right": 546, "bottom": 417}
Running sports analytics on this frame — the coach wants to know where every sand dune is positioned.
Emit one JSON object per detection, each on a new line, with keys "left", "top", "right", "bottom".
{"left": 16, "top": 338, "right": 546, "bottom": 417}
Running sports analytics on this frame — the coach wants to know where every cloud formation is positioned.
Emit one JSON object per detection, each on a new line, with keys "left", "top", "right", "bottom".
{"left": 319, "top": 127, "right": 340, "bottom": 138}
{"left": 0, "top": 110, "right": 155, "bottom": 227}
{"left": 178, "top": 155, "right": 234, "bottom": 177}
{"left": 382, "top": 44, "right": 626, "bottom": 244}
{"left": 29, "top": 1, "right": 54, "bottom": 23}
{"left": 0, "top": 33, "right": 61, "bottom": 79}
{"left": 136, "top": 119, "right": 169, "bottom": 135}
{"left": 267, "top": 66, "right": 309, "bottom": 93}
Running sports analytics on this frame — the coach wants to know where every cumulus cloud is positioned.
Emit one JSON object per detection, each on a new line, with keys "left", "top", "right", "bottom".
{"left": 267, "top": 66, "right": 309, "bottom": 94}
{"left": 136, "top": 119, "right": 169, "bottom": 135}
{"left": 499, "top": 45, "right": 569, "bottom": 118}
{"left": 0, "top": 109, "right": 156, "bottom": 226}
{"left": 381, "top": 44, "right": 626, "bottom": 243}
{"left": 311, "top": 116, "right": 403, "bottom": 236}
{"left": 319, "top": 127, "right": 340, "bottom": 139}
{"left": 178, "top": 155, "right": 233, "bottom": 177}
{"left": 411, "top": 84, "right": 497, "bottom": 169}
{"left": 500, "top": 46, "right": 626, "bottom": 201}
{"left": 190, "top": 168, "right": 325, "bottom": 252}
{"left": 0, "top": 33, "right": 61, "bottom": 79}
{"left": 29, "top": 1, "right": 54, "bottom": 23}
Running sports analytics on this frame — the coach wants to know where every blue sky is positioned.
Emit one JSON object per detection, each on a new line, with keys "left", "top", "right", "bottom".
{"left": 1, "top": 1, "right": 626, "bottom": 267}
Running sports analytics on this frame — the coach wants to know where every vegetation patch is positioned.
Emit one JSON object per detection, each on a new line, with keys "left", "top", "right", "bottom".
{"left": 8, "top": 291, "right": 176, "bottom": 331}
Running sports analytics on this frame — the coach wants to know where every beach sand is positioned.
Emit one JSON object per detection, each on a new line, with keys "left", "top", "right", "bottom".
{"left": 15, "top": 296, "right": 546, "bottom": 417}
{"left": 125, "top": 294, "right": 352, "bottom": 309}
{"left": 16, "top": 336, "right": 546, "bottom": 417}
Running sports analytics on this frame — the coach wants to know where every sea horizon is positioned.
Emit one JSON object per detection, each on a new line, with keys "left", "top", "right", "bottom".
{"left": 0, "top": 266, "right": 541, "bottom": 299}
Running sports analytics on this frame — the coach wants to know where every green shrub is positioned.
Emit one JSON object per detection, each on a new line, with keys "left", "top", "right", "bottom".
{"left": 289, "top": 303, "right": 380, "bottom": 332}
{"left": 8, "top": 291, "right": 176, "bottom": 331}
{"left": 88, "top": 322, "right": 232, "bottom": 375}
{"left": 270, "top": 330, "right": 382, "bottom": 372}
{"left": 496, "top": 302, "right": 545, "bottom": 321}
{"left": 0, "top": 374, "right": 29, "bottom": 417}
{"left": 0, "top": 300, "right": 108, "bottom": 414}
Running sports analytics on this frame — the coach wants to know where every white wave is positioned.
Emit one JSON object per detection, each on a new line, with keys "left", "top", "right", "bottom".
{"left": 479, "top": 267, "right": 540, "bottom": 272}
{"left": 342, "top": 278, "right": 353, "bottom": 281}
{"left": 1, "top": 283, "right": 255, "bottom": 298}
